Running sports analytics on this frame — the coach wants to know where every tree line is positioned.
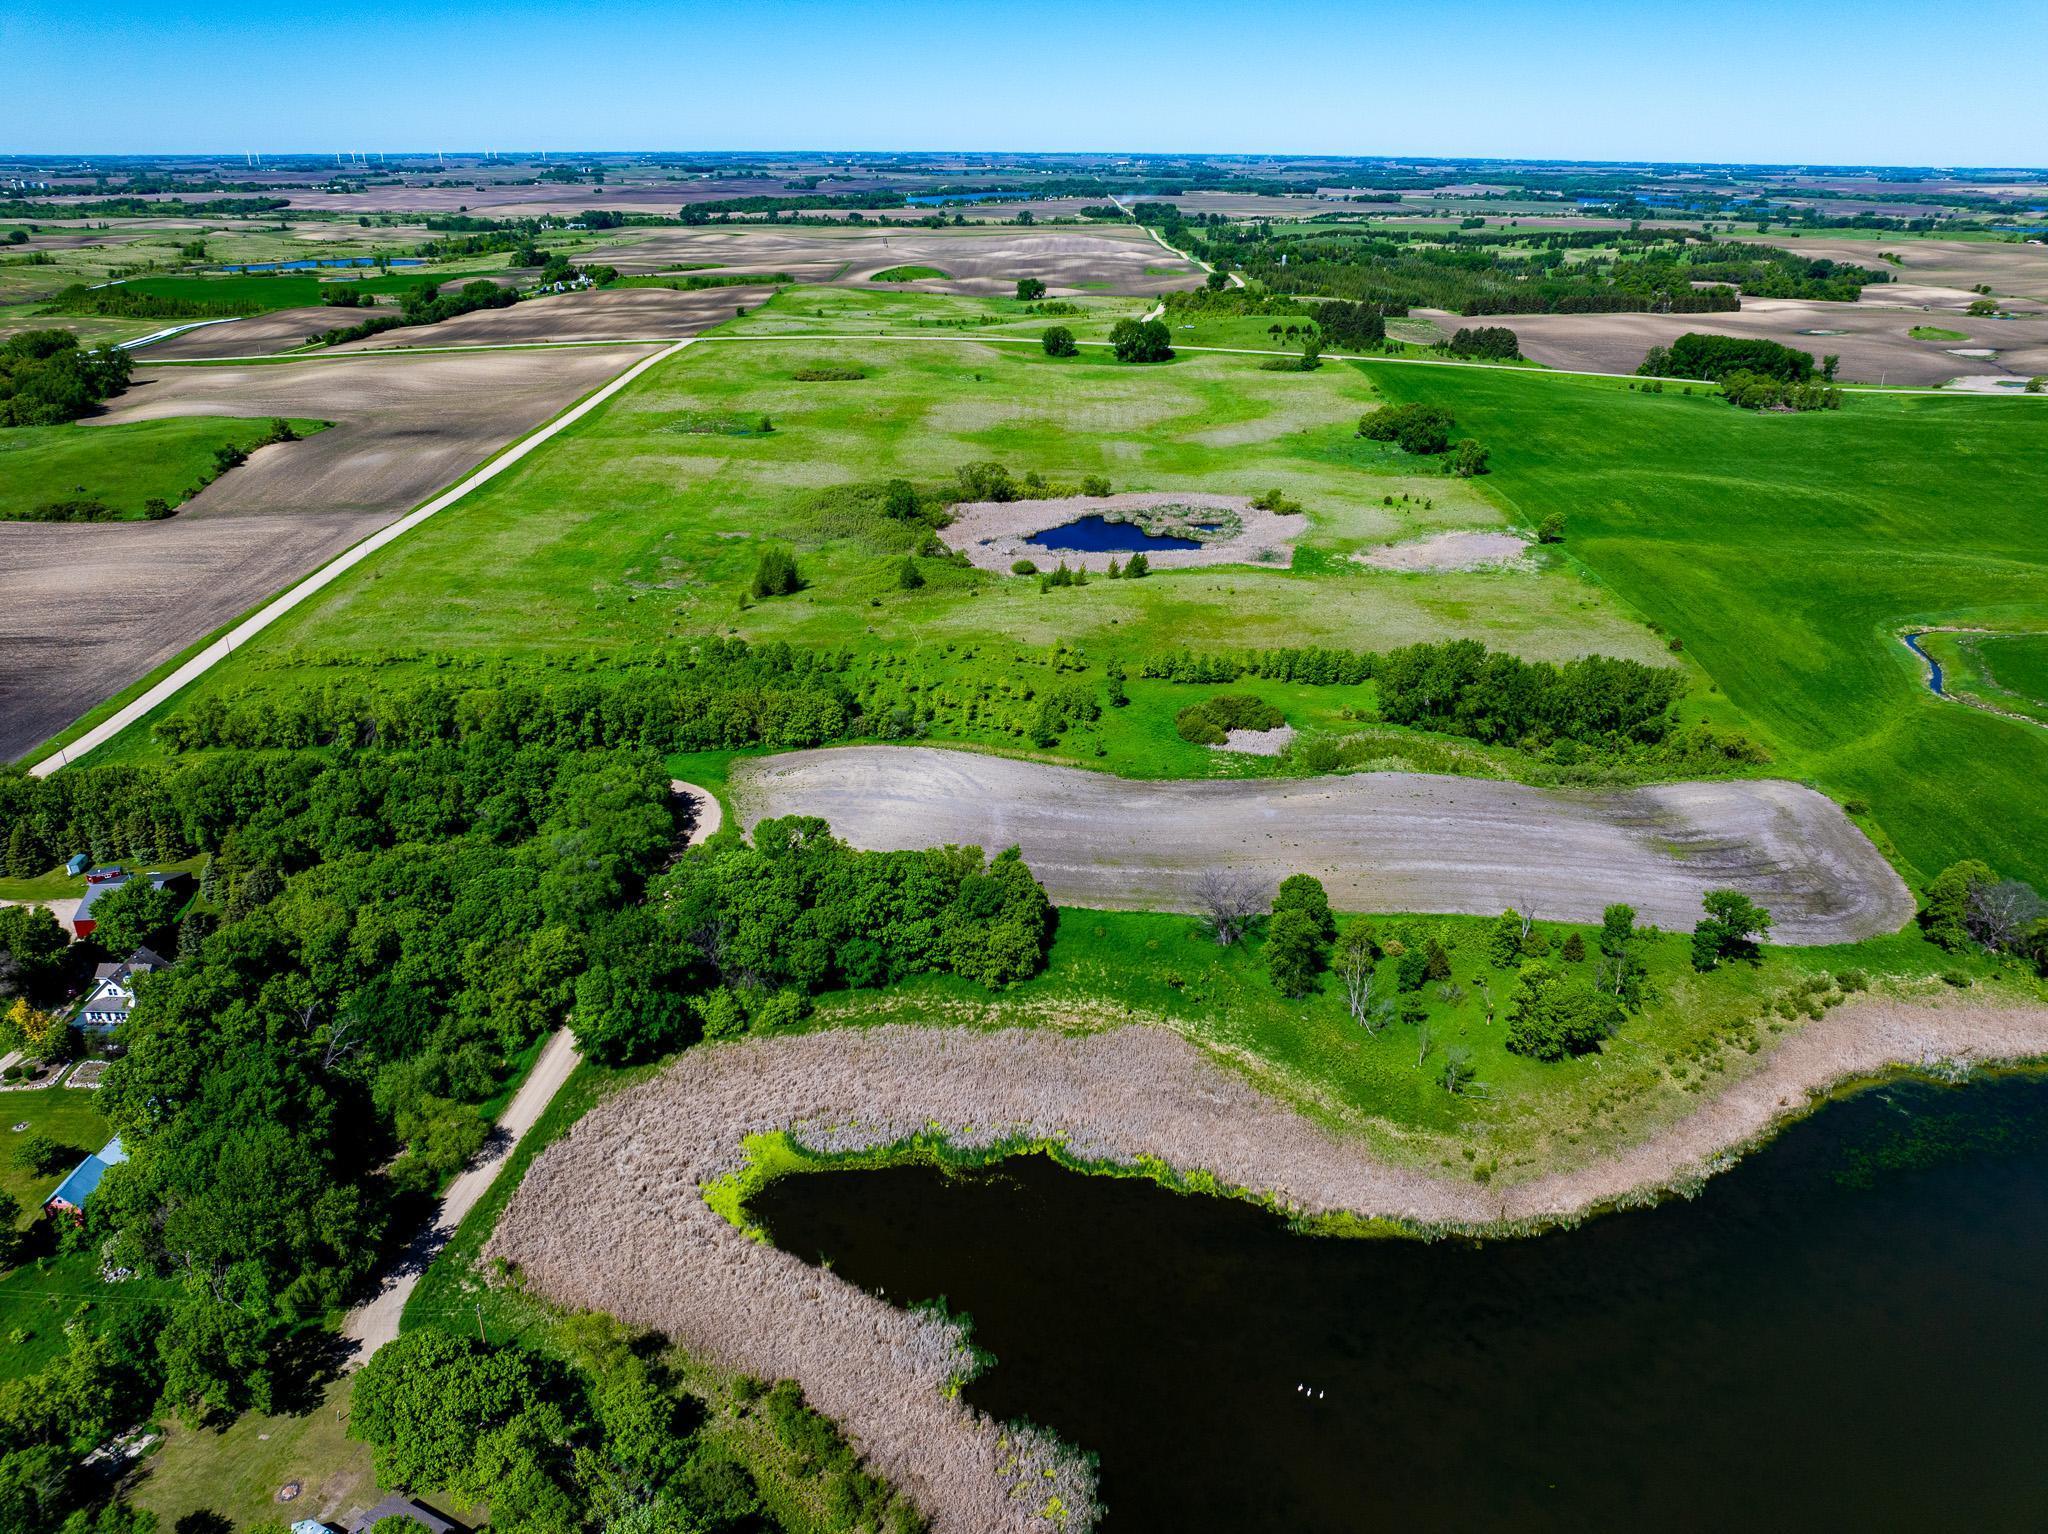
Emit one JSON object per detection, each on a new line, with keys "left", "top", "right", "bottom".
{"left": 0, "top": 330, "right": 133, "bottom": 426}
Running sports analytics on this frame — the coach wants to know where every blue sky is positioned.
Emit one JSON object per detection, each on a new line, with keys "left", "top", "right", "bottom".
{"left": 6, "top": 0, "right": 2043, "bottom": 165}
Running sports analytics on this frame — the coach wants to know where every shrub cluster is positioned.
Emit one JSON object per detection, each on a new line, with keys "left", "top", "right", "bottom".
{"left": 1357, "top": 402, "right": 1455, "bottom": 455}
{"left": 1174, "top": 693, "right": 1284, "bottom": 745}
{"left": 0, "top": 329, "right": 133, "bottom": 425}
{"left": 1639, "top": 332, "right": 1814, "bottom": 383}
{"left": 1375, "top": 639, "right": 1687, "bottom": 747}
{"left": 1447, "top": 325, "right": 1521, "bottom": 360}
{"left": 1719, "top": 371, "right": 1843, "bottom": 411}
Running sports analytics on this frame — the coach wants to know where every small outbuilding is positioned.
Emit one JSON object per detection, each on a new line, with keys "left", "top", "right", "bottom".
{"left": 43, "top": 1136, "right": 129, "bottom": 1219}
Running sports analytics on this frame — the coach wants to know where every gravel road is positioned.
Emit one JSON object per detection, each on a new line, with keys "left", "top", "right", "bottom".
{"left": 734, "top": 746, "right": 1915, "bottom": 944}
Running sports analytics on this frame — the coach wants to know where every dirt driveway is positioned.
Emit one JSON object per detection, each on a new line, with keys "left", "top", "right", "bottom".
{"left": 734, "top": 746, "right": 1915, "bottom": 943}
{"left": 0, "top": 344, "right": 658, "bottom": 761}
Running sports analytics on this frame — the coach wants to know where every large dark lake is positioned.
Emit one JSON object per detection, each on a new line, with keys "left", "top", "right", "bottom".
{"left": 757, "top": 1076, "right": 2048, "bottom": 1531}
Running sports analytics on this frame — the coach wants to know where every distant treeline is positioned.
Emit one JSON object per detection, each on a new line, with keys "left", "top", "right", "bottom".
{"left": 47, "top": 282, "right": 244, "bottom": 319}
{"left": 0, "top": 195, "right": 290, "bottom": 219}
{"left": 1172, "top": 223, "right": 1886, "bottom": 315}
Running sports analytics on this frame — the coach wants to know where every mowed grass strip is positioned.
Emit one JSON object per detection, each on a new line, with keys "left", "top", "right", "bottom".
{"left": 1369, "top": 364, "right": 2048, "bottom": 886}
{"left": 0, "top": 415, "right": 327, "bottom": 519}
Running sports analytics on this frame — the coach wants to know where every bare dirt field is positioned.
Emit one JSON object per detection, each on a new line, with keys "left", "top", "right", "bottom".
{"left": 733, "top": 746, "right": 1915, "bottom": 943}
{"left": 1755, "top": 234, "right": 2048, "bottom": 304}
{"left": 492, "top": 998, "right": 2048, "bottom": 1533}
{"left": 587, "top": 225, "right": 1199, "bottom": 296}
{"left": 0, "top": 344, "right": 657, "bottom": 761}
{"left": 941, "top": 492, "right": 1300, "bottom": 574}
{"left": 1355, "top": 530, "right": 1532, "bottom": 571}
{"left": 138, "top": 307, "right": 338, "bottom": 358}
{"left": 1458, "top": 299, "right": 2048, "bottom": 386}
{"left": 331, "top": 285, "right": 777, "bottom": 351}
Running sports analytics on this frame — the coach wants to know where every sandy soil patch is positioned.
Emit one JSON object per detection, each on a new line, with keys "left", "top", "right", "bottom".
{"left": 0, "top": 345, "right": 658, "bottom": 761}
{"left": 331, "top": 285, "right": 776, "bottom": 351}
{"left": 492, "top": 998, "right": 2048, "bottom": 1533}
{"left": 732, "top": 746, "right": 1914, "bottom": 943}
{"left": 1356, "top": 530, "right": 1532, "bottom": 571}
{"left": 1215, "top": 724, "right": 1296, "bottom": 756}
{"left": 1443, "top": 300, "right": 2048, "bottom": 387}
{"left": 671, "top": 780, "right": 724, "bottom": 847}
{"left": 941, "top": 492, "right": 1299, "bottom": 574}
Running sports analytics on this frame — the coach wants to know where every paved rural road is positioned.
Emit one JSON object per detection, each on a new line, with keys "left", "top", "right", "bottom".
{"left": 341, "top": 1025, "right": 582, "bottom": 1361}
{"left": 28, "top": 334, "right": 703, "bottom": 777}
{"left": 734, "top": 746, "right": 1917, "bottom": 944}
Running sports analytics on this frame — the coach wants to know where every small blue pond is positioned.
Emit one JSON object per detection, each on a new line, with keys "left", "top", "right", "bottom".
{"left": 220, "top": 258, "right": 424, "bottom": 272}
{"left": 1025, "top": 516, "right": 1201, "bottom": 554}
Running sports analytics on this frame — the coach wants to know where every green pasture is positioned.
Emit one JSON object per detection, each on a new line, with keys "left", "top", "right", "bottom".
{"left": 1371, "top": 364, "right": 2048, "bottom": 887}
{"left": 92, "top": 322, "right": 1674, "bottom": 775}
{"left": 1918, "top": 629, "right": 2048, "bottom": 727}
{"left": 96, "top": 268, "right": 438, "bottom": 312}
{"left": 726, "top": 283, "right": 1145, "bottom": 339}
{"left": 0, "top": 415, "right": 329, "bottom": 520}
{"left": 869, "top": 264, "right": 949, "bottom": 282}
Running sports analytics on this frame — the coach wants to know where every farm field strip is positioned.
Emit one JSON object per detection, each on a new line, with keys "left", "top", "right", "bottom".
{"left": 25, "top": 336, "right": 699, "bottom": 776}
{"left": 733, "top": 746, "right": 1915, "bottom": 943}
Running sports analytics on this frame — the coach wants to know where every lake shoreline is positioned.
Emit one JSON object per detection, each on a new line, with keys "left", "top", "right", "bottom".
{"left": 488, "top": 994, "right": 2048, "bottom": 1534}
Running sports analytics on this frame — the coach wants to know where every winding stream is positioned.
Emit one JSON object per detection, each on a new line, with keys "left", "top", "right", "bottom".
{"left": 1902, "top": 630, "right": 1946, "bottom": 694}
{"left": 759, "top": 1077, "right": 2048, "bottom": 1532}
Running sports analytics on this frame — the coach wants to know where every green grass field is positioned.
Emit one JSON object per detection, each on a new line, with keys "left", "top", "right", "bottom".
{"left": 100, "top": 269, "right": 436, "bottom": 313}
{"left": 0, "top": 1085, "right": 110, "bottom": 1224}
{"left": 94, "top": 305, "right": 1675, "bottom": 781}
{"left": 1918, "top": 629, "right": 2048, "bottom": 727}
{"left": 0, "top": 415, "right": 328, "bottom": 520}
{"left": 869, "top": 264, "right": 949, "bottom": 282}
{"left": 1909, "top": 325, "right": 1970, "bottom": 341}
{"left": 1370, "top": 364, "right": 2048, "bottom": 887}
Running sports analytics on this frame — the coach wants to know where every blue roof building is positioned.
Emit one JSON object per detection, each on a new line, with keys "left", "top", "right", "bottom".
{"left": 44, "top": 1137, "right": 129, "bottom": 1216}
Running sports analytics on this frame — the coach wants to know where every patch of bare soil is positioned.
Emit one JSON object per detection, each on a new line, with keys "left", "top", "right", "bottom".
{"left": 941, "top": 492, "right": 1299, "bottom": 574}
{"left": 0, "top": 345, "right": 658, "bottom": 761}
{"left": 587, "top": 225, "right": 1200, "bottom": 296}
{"left": 332, "top": 285, "right": 777, "bottom": 351}
{"left": 138, "top": 307, "right": 338, "bottom": 359}
{"left": 732, "top": 746, "right": 1916, "bottom": 943}
{"left": 491, "top": 998, "right": 2048, "bottom": 1532}
{"left": 1356, "top": 530, "right": 1532, "bottom": 571}
{"left": 1444, "top": 300, "right": 2048, "bottom": 387}
{"left": 1749, "top": 234, "right": 2048, "bottom": 304}
{"left": 1215, "top": 724, "right": 1296, "bottom": 756}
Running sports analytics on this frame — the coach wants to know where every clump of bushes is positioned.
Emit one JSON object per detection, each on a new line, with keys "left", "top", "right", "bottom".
{"left": 1719, "top": 371, "right": 1842, "bottom": 412}
{"left": 1357, "top": 402, "right": 1455, "bottom": 455}
{"left": 792, "top": 363, "right": 867, "bottom": 382}
{"left": 1639, "top": 333, "right": 1814, "bottom": 383}
{"left": 1249, "top": 488, "right": 1304, "bottom": 514}
{"left": 751, "top": 547, "right": 802, "bottom": 598}
{"left": 1175, "top": 693, "right": 1284, "bottom": 745}
{"left": 1041, "top": 325, "right": 1077, "bottom": 357}
{"left": 1447, "top": 325, "right": 1521, "bottom": 360}
{"left": 0, "top": 328, "right": 133, "bottom": 425}
{"left": 1108, "top": 317, "right": 1173, "bottom": 363}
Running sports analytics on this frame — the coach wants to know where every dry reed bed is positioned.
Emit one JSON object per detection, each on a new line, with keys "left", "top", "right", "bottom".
{"left": 489, "top": 999, "right": 2048, "bottom": 1533}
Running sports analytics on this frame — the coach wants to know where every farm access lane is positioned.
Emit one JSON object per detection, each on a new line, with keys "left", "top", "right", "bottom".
{"left": 341, "top": 1026, "right": 582, "bottom": 1360}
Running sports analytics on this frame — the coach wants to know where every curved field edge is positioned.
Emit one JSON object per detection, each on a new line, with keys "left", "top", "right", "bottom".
{"left": 485, "top": 999, "right": 2048, "bottom": 1534}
